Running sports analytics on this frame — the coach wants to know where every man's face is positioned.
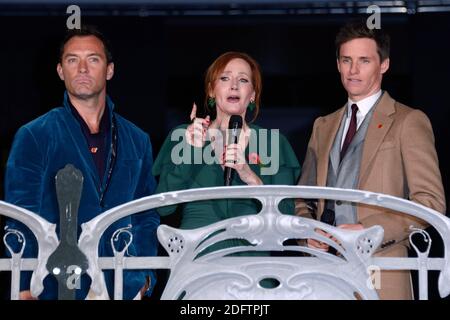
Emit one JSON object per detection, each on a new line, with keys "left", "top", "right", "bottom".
{"left": 337, "top": 38, "right": 389, "bottom": 102}
{"left": 57, "top": 35, "right": 114, "bottom": 100}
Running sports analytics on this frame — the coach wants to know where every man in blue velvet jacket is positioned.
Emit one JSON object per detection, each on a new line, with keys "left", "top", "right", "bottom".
{"left": 4, "top": 26, "right": 160, "bottom": 299}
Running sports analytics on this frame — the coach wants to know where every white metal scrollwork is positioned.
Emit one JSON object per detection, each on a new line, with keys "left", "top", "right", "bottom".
{"left": 2, "top": 186, "right": 450, "bottom": 300}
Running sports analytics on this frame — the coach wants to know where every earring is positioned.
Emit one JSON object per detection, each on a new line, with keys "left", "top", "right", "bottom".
{"left": 207, "top": 97, "right": 216, "bottom": 109}
{"left": 248, "top": 100, "right": 256, "bottom": 112}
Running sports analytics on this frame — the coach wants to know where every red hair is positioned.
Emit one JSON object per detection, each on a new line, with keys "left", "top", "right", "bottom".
{"left": 204, "top": 52, "right": 262, "bottom": 122}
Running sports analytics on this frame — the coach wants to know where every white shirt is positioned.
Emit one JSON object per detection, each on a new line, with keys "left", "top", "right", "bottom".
{"left": 340, "top": 90, "right": 382, "bottom": 149}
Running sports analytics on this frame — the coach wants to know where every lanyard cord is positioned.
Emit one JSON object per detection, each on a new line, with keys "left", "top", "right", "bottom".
{"left": 99, "top": 114, "right": 118, "bottom": 207}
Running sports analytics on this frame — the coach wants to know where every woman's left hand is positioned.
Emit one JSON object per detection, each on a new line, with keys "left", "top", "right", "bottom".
{"left": 223, "top": 143, "right": 262, "bottom": 185}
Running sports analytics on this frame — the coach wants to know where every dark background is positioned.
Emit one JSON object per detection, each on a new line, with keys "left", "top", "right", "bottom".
{"left": 0, "top": 0, "right": 449, "bottom": 299}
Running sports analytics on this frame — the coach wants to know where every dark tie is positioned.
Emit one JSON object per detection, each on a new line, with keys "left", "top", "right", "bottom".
{"left": 340, "top": 103, "right": 358, "bottom": 161}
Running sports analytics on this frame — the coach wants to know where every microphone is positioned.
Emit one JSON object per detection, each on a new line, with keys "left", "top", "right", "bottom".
{"left": 224, "top": 115, "right": 243, "bottom": 186}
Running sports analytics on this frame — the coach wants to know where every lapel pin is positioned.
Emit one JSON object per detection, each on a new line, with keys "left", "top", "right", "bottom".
{"left": 378, "top": 124, "right": 383, "bottom": 129}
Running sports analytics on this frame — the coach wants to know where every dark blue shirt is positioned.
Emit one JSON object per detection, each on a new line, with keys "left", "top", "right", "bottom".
{"left": 69, "top": 101, "right": 109, "bottom": 182}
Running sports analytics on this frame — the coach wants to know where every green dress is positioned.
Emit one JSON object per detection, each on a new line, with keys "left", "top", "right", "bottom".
{"left": 154, "top": 124, "right": 300, "bottom": 287}
{"left": 152, "top": 123, "right": 301, "bottom": 229}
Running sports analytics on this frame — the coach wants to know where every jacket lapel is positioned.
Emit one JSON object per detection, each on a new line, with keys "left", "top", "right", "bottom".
{"left": 359, "top": 92, "right": 395, "bottom": 187}
{"left": 316, "top": 106, "right": 346, "bottom": 186}
{"left": 60, "top": 105, "right": 100, "bottom": 186}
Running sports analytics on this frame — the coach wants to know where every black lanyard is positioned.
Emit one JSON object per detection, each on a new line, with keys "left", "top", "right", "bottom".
{"left": 99, "top": 114, "right": 117, "bottom": 207}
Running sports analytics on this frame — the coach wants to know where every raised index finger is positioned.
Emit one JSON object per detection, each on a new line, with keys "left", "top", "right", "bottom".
{"left": 190, "top": 102, "right": 197, "bottom": 121}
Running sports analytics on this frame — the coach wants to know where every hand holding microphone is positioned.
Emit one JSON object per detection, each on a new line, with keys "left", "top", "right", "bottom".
{"left": 223, "top": 115, "right": 262, "bottom": 186}
{"left": 223, "top": 115, "right": 243, "bottom": 186}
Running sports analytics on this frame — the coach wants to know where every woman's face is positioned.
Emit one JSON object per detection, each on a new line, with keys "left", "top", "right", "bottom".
{"left": 210, "top": 58, "right": 256, "bottom": 120}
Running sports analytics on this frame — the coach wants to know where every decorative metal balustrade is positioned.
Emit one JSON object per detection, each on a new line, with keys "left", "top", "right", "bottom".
{"left": 1, "top": 180, "right": 450, "bottom": 300}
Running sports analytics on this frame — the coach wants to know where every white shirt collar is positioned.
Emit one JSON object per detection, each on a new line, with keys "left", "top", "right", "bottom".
{"left": 347, "top": 90, "right": 382, "bottom": 119}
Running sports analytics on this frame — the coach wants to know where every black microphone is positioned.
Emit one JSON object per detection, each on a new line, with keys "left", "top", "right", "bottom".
{"left": 224, "top": 115, "right": 243, "bottom": 186}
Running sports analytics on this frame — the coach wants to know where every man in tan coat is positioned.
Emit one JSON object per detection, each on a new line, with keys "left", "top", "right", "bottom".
{"left": 296, "top": 20, "right": 446, "bottom": 299}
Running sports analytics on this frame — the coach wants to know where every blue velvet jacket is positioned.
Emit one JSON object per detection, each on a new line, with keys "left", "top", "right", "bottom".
{"left": 4, "top": 92, "right": 160, "bottom": 299}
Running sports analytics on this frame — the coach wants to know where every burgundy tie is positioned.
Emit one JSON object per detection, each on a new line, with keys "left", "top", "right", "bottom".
{"left": 340, "top": 104, "right": 358, "bottom": 161}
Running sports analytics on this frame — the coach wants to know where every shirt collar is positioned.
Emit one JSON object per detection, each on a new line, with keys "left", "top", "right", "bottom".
{"left": 63, "top": 91, "right": 115, "bottom": 116}
{"left": 347, "top": 90, "right": 382, "bottom": 118}
{"left": 67, "top": 96, "right": 110, "bottom": 136}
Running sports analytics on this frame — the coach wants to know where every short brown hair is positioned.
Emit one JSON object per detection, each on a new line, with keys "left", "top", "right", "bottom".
{"left": 335, "top": 19, "right": 390, "bottom": 62}
{"left": 204, "top": 52, "right": 262, "bottom": 122}
{"left": 59, "top": 25, "right": 113, "bottom": 64}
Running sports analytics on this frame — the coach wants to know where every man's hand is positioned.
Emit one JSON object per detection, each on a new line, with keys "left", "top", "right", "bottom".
{"left": 307, "top": 228, "right": 332, "bottom": 251}
{"left": 338, "top": 223, "right": 364, "bottom": 231}
{"left": 139, "top": 276, "right": 151, "bottom": 299}
{"left": 20, "top": 290, "right": 38, "bottom": 300}
{"left": 307, "top": 224, "right": 365, "bottom": 251}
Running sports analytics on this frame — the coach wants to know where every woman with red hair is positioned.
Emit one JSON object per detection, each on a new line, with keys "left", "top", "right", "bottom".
{"left": 153, "top": 52, "right": 300, "bottom": 233}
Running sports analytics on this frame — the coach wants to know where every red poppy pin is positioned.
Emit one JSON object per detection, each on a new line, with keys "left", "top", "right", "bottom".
{"left": 248, "top": 152, "right": 268, "bottom": 168}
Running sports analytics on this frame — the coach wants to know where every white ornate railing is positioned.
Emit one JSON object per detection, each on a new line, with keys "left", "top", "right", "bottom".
{"left": 1, "top": 185, "right": 450, "bottom": 300}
